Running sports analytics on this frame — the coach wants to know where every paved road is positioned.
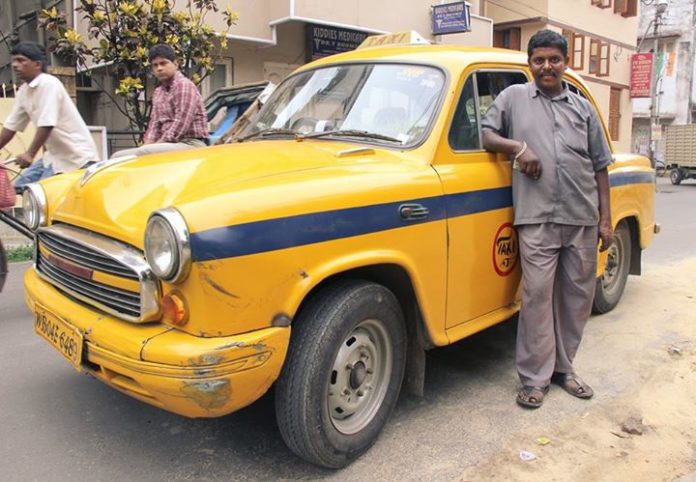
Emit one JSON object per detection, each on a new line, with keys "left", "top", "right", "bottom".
{"left": 0, "top": 177, "right": 693, "bottom": 481}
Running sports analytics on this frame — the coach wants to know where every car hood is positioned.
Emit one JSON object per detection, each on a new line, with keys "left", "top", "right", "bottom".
{"left": 50, "top": 140, "right": 425, "bottom": 247}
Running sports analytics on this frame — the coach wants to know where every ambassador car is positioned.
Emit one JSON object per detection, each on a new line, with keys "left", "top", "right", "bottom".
{"left": 22, "top": 34, "right": 656, "bottom": 468}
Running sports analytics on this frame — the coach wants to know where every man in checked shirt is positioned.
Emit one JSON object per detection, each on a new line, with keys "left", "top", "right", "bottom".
{"left": 113, "top": 44, "right": 208, "bottom": 158}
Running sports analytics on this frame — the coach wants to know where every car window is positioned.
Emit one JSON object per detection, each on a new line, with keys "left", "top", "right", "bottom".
{"left": 448, "top": 70, "right": 528, "bottom": 151}
{"left": 242, "top": 64, "right": 446, "bottom": 147}
{"left": 476, "top": 71, "right": 528, "bottom": 117}
{"left": 448, "top": 76, "right": 479, "bottom": 150}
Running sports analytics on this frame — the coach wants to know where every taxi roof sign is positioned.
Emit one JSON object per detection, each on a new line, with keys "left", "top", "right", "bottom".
{"left": 358, "top": 31, "right": 430, "bottom": 49}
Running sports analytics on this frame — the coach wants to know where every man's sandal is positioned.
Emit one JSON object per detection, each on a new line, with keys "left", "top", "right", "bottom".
{"left": 551, "top": 372, "right": 594, "bottom": 399}
{"left": 516, "top": 385, "right": 549, "bottom": 409}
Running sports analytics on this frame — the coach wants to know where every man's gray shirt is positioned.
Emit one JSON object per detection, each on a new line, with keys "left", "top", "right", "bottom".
{"left": 482, "top": 82, "right": 612, "bottom": 226}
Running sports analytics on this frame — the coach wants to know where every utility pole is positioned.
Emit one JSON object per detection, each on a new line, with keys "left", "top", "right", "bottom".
{"left": 648, "top": 0, "right": 669, "bottom": 167}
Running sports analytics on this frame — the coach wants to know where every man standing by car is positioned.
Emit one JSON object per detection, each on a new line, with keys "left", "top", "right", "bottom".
{"left": 0, "top": 42, "right": 97, "bottom": 193}
{"left": 113, "top": 44, "right": 208, "bottom": 158}
{"left": 481, "top": 30, "right": 613, "bottom": 409}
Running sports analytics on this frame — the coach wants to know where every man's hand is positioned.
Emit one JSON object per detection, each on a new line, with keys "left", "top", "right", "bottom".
{"left": 516, "top": 145, "right": 542, "bottom": 180}
{"left": 16, "top": 152, "right": 35, "bottom": 168}
{"left": 598, "top": 218, "right": 613, "bottom": 252}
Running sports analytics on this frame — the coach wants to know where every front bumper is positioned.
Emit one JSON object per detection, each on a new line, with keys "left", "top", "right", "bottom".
{"left": 25, "top": 267, "right": 290, "bottom": 418}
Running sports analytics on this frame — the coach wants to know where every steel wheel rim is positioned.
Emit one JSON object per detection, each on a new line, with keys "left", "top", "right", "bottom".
{"left": 601, "top": 233, "right": 624, "bottom": 295}
{"left": 327, "top": 318, "right": 393, "bottom": 435}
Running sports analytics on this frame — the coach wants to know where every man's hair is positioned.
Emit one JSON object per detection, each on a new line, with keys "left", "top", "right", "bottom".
{"left": 148, "top": 44, "right": 177, "bottom": 63}
{"left": 11, "top": 42, "right": 48, "bottom": 72}
{"left": 527, "top": 29, "right": 568, "bottom": 59}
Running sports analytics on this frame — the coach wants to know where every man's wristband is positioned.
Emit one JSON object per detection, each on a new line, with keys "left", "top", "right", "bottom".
{"left": 512, "top": 141, "right": 527, "bottom": 170}
{"left": 513, "top": 141, "right": 527, "bottom": 161}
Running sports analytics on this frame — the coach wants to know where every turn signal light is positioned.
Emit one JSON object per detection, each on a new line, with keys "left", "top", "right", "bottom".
{"left": 162, "top": 291, "right": 188, "bottom": 326}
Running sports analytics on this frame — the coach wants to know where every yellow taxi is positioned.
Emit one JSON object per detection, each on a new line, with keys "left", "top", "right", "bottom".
{"left": 22, "top": 33, "right": 656, "bottom": 468}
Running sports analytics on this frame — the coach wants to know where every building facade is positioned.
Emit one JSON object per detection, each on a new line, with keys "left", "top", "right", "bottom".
{"left": 632, "top": 0, "right": 695, "bottom": 161}
{"left": 0, "top": 0, "right": 54, "bottom": 91}
{"left": 485, "top": 0, "right": 640, "bottom": 153}
{"left": 68, "top": 0, "right": 495, "bottom": 135}
{"left": 1, "top": 1, "right": 641, "bottom": 154}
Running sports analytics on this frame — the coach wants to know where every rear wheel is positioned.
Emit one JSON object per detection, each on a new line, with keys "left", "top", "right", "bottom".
{"left": 593, "top": 221, "right": 631, "bottom": 314}
{"left": 670, "top": 168, "right": 683, "bottom": 185}
{"left": 275, "top": 280, "right": 406, "bottom": 468}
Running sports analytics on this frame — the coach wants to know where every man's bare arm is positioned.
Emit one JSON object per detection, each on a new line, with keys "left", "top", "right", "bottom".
{"left": 595, "top": 167, "right": 613, "bottom": 252}
{"left": 481, "top": 128, "right": 542, "bottom": 178}
{"left": 0, "top": 127, "right": 16, "bottom": 153}
{"left": 481, "top": 128, "right": 522, "bottom": 156}
{"left": 16, "top": 126, "right": 53, "bottom": 168}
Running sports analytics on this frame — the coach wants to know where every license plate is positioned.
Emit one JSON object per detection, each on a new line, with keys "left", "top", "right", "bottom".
{"left": 34, "top": 304, "right": 83, "bottom": 369}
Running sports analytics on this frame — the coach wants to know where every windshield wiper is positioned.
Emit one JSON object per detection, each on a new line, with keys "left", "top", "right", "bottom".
{"left": 236, "top": 128, "right": 299, "bottom": 142}
{"left": 303, "top": 129, "right": 403, "bottom": 144}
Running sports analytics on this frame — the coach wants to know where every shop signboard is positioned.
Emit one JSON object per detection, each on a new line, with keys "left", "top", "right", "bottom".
{"left": 630, "top": 53, "right": 652, "bottom": 98}
{"left": 306, "top": 24, "right": 370, "bottom": 62}
{"left": 432, "top": 1, "right": 471, "bottom": 35}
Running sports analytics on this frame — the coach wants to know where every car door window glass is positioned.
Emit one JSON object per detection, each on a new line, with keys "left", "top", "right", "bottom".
{"left": 475, "top": 71, "right": 528, "bottom": 117}
{"left": 448, "top": 70, "right": 527, "bottom": 152}
{"left": 448, "top": 76, "right": 479, "bottom": 150}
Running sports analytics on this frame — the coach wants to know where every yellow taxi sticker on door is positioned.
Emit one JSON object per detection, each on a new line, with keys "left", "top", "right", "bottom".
{"left": 493, "top": 223, "right": 518, "bottom": 276}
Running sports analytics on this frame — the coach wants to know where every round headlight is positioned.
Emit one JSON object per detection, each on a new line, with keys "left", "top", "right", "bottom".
{"left": 22, "top": 184, "right": 47, "bottom": 231}
{"left": 144, "top": 208, "right": 191, "bottom": 283}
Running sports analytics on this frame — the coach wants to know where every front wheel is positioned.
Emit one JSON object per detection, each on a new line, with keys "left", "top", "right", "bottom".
{"left": 593, "top": 221, "right": 631, "bottom": 314}
{"left": 670, "top": 168, "right": 683, "bottom": 185}
{"left": 275, "top": 280, "right": 406, "bottom": 468}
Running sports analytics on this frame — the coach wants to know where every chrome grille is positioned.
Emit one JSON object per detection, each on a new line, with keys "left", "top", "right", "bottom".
{"left": 35, "top": 224, "right": 160, "bottom": 322}
{"left": 38, "top": 252, "right": 141, "bottom": 318}
{"left": 39, "top": 231, "right": 139, "bottom": 279}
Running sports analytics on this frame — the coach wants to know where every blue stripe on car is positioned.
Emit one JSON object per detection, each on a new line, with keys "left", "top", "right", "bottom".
{"left": 609, "top": 171, "right": 655, "bottom": 187}
{"left": 191, "top": 187, "right": 513, "bottom": 261}
{"left": 192, "top": 196, "right": 445, "bottom": 261}
{"left": 190, "top": 174, "right": 649, "bottom": 262}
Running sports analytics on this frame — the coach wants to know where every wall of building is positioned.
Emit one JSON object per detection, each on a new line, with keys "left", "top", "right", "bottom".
{"left": 484, "top": 0, "right": 549, "bottom": 23}
{"left": 633, "top": 0, "right": 694, "bottom": 124}
{"left": 0, "top": 0, "right": 52, "bottom": 89}
{"left": 441, "top": 15, "right": 493, "bottom": 47}
{"left": 71, "top": 0, "right": 494, "bottom": 141}
{"left": 485, "top": 0, "right": 638, "bottom": 152}
{"left": 632, "top": 0, "right": 695, "bottom": 162}
{"left": 229, "top": 22, "right": 307, "bottom": 84}
{"left": 548, "top": 0, "right": 638, "bottom": 46}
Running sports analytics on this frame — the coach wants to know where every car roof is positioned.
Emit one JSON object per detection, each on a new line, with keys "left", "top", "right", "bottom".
{"left": 300, "top": 45, "right": 529, "bottom": 70}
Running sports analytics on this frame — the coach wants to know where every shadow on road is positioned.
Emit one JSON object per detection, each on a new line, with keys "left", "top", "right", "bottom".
{"left": 23, "top": 314, "right": 519, "bottom": 479}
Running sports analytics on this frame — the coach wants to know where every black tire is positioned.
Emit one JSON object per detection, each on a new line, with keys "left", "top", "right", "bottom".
{"left": 670, "top": 168, "right": 683, "bottom": 185}
{"left": 275, "top": 280, "right": 407, "bottom": 468}
{"left": 0, "top": 238, "right": 7, "bottom": 292}
{"left": 593, "top": 221, "right": 631, "bottom": 314}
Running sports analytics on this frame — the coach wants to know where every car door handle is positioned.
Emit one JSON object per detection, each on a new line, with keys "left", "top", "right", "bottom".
{"left": 399, "top": 203, "right": 429, "bottom": 221}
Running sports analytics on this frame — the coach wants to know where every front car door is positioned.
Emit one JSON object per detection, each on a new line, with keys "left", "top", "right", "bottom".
{"left": 432, "top": 67, "right": 529, "bottom": 334}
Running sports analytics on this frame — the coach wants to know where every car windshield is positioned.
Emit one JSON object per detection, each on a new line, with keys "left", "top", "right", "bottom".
{"left": 238, "top": 63, "right": 446, "bottom": 147}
